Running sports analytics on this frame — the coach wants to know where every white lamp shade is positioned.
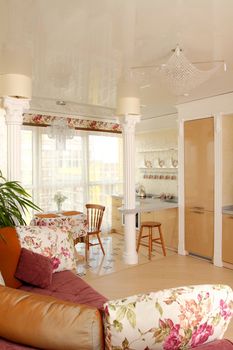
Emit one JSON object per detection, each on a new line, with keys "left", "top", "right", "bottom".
{"left": 0, "top": 74, "right": 31, "bottom": 99}
{"left": 116, "top": 96, "right": 141, "bottom": 116}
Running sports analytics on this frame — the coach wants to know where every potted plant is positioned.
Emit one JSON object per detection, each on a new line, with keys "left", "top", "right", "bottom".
{"left": 0, "top": 170, "right": 41, "bottom": 228}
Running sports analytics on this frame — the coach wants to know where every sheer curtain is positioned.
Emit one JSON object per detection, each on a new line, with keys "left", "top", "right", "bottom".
{"left": 87, "top": 133, "right": 123, "bottom": 232}
{"left": 21, "top": 126, "right": 123, "bottom": 232}
{"left": 38, "top": 130, "right": 85, "bottom": 213}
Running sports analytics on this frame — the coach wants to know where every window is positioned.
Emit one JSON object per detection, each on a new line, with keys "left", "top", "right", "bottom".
{"left": 88, "top": 134, "right": 123, "bottom": 231}
{"left": 21, "top": 126, "right": 123, "bottom": 232}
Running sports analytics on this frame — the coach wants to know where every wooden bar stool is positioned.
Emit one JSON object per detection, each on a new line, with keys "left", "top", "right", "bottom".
{"left": 137, "top": 221, "right": 166, "bottom": 260}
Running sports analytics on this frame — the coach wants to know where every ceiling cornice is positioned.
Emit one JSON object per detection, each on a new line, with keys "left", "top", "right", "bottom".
{"left": 29, "top": 97, "right": 116, "bottom": 122}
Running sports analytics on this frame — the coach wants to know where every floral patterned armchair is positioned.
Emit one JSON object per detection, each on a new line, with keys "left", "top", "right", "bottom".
{"left": 103, "top": 284, "right": 233, "bottom": 350}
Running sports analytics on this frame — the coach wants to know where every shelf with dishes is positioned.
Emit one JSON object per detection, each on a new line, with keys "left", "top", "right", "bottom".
{"left": 137, "top": 147, "right": 178, "bottom": 169}
{"left": 139, "top": 167, "right": 178, "bottom": 180}
{"left": 139, "top": 167, "right": 178, "bottom": 171}
{"left": 137, "top": 147, "right": 178, "bottom": 153}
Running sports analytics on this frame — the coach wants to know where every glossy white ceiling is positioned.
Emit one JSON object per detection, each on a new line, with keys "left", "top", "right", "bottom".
{"left": 0, "top": 0, "right": 233, "bottom": 127}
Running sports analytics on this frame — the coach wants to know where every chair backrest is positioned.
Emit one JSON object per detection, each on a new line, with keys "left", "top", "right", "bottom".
{"left": 86, "top": 204, "right": 105, "bottom": 232}
{"left": 103, "top": 284, "right": 233, "bottom": 350}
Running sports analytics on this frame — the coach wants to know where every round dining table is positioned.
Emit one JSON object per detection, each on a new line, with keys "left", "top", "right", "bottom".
{"left": 30, "top": 211, "right": 88, "bottom": 242}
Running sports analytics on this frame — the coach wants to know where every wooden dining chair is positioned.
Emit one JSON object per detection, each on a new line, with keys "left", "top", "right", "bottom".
{"left": 85, "top": 204, "right": 105, "bottom": 258}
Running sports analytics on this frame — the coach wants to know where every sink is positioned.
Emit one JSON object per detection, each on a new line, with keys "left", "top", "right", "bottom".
{"left": 144, "top": 194, "right": 155, "bottom": 198}
{"left": 136, "top": 194, "right": 157, "bottom": 199}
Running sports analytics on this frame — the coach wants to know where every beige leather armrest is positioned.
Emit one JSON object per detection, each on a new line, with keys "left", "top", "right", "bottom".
{"left": 0, "top": 286, "right": 104, "bottom": 350}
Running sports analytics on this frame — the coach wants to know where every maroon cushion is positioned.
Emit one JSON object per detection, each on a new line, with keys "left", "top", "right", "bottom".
{"left": 0, "top": 338, "right": 232, "bottom": 350}
{"left": 15, "top": 248, "right": 53, "bottom": 289}
{"left": 194, "top": 339, "right": 233, "bottom": 349}
{"left": 20, "top": 270, "right": 108, "bottom": 310}
{"left": 0, "top": 337, "right": 38, "bottom": 349}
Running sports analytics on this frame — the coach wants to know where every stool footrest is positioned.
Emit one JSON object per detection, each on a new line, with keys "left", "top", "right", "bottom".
{"left": 137, "top": 222, "right": 166, "bottom": 260}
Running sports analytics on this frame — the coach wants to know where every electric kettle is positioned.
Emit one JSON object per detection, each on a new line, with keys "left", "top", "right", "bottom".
{"left": 137, "top": 185, "right": 146, "bottom": 198}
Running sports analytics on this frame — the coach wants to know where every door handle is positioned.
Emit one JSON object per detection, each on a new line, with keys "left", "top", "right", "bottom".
{"left": 192, "top": 206, "right": 204, "bottom": 210}
{"left": 191, "top": 210, "right": 204, "bottom": 214}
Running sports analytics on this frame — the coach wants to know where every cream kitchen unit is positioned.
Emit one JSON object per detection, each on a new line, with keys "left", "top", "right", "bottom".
{"left": 222, "top": 211, "right": 233, "bottom": 265}
{"left": 111, "top": 195, "right": 178, "bottom": 251}
{"left": 184, "top": 117, "right": 214, "bottom": 259}
{"left": 222, "top": 115, "right": 233, "bottom": 268}
{"left": 177, "top": 91, "right": 233, "bottom": 267}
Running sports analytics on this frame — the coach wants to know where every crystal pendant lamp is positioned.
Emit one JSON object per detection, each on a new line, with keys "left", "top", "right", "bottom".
{"left": 158, "top": 45, "right": 225, "bottom": 95}
{"left": 131, "top": 45, "right": 226, "bottom": 96}
{"left": 48, "top": 118, "right": 75, "bottom": 151}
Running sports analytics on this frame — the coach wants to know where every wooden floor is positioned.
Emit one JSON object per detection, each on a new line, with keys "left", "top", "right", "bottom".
{"left": 75, "top": 233, "right": 233, "bottom": 341}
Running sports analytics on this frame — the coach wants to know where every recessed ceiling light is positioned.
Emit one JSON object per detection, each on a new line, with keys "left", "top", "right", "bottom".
{"left": 56, "top": 100, "right": 66, "bottom": 106}
{"left": 183, "top": 93, "right": 189, "bottom": 97}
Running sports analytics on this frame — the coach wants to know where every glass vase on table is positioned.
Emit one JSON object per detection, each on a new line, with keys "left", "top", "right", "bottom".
{"left": 53, "top": 191, "right": 67, "bottom": 213}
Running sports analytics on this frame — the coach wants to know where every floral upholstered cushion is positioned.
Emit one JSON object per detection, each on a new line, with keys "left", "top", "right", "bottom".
{"left": 103, "top": 284, "right": 233, "bottom": 350}
{"left": 16, "top": 226, "right": 75, "bottom": 273}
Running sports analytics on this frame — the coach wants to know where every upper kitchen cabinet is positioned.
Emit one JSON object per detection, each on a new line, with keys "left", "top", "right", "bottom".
{"left": 184, "top": 117, "right": 214, "bottom": 211}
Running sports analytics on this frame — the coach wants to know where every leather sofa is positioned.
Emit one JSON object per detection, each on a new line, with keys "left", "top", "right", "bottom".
{"left": 0, "top": 226, "right": 232, "bottom": 350}
{"left": 0, "top": 276, "right": 233, "bottom": 350}
{"left": 0, "top": 272, "right": 106, "bottom": 350}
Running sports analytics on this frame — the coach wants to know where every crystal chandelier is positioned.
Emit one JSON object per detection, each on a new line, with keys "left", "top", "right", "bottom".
{"left": 158, "top": 46, "right": 226, "bottom": 95}
{"left": 47, "top": 118, "right": 76, "bottom": 151}
{"left": 131, "top": 45, "right": 226, "bottom": 96}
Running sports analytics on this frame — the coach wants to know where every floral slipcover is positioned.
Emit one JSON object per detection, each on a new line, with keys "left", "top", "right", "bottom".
{"left": 103, "top": 284, "right": 233, "bottom": 350}
{"left": 16, "top": 226, "right": 76, "bottom": 273}
{"left": 30, "top": 213, "right": 87, "bottom": 240}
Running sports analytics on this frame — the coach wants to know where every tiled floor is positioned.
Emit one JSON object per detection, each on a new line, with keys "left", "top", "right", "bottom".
{"left": 74, "top": 232, "right": 175, "bottom": 279}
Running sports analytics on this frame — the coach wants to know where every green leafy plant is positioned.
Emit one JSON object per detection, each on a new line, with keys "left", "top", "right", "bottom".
{"left": 0, "top": 170, "right": 41, "bottom": 228}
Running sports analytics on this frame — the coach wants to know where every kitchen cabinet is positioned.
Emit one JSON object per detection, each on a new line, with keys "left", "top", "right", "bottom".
{"left": 111, "top": 196, "right": 123, "bottom": 234}
{"left": 185, "top": 208, "right": 214, "bottom": 259}
{"left": 184, "top": 117, "right": 214, "bottom": 258}
{"left": 111, "top": 196, "right": 140, "bottom": 234}
{"left": 184, "top": 117, "right": 214, "bottom": 210}
{"left": 140, "top": 211, "right": 154, "bottom": 222}
{"left": 112, "top": 196, "right": 178, "bottom": 250}
{"left": 222, "top": 214, "right": 233, "bottom": 264}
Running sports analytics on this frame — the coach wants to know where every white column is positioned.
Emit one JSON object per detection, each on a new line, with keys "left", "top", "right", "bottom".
{"left": 121, "top": 114, "right": 141, "bottom": 265}
{"left": 4, "top": 96, "right": 30, "bottom": 181}
{"left": 214, "top": 114, "right": 223, "bottom": 267}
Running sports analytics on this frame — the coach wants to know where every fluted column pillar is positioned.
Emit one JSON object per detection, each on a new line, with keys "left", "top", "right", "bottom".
{"left": 4, "top": 96, "right": 30, "bottom": 181}
{"left": 121, "top": 114, "right": 141, "bottom": 264}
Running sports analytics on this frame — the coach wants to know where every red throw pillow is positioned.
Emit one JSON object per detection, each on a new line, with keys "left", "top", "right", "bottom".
{"left": 15, "top": 248, "right": 53, "bottom": 288}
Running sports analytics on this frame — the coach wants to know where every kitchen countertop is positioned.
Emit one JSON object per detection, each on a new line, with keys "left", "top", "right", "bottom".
{"left": 114, "top": 196, "right": 178, "bottom": 214}
{"left": 222, "top": 205, "right": 233, "bottom": 215}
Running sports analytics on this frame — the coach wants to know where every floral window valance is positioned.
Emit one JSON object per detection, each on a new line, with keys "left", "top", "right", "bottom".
{"left": 23, "top": 113, "right": 122, "bottom": 133}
